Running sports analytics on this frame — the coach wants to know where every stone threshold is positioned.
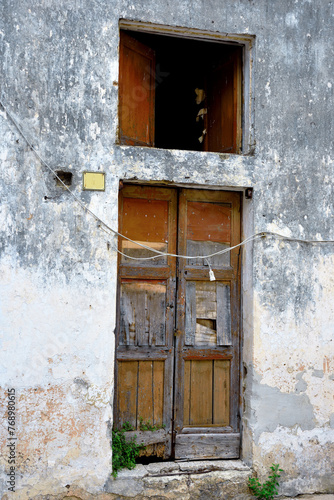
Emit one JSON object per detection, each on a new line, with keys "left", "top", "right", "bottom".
{"left": 116, "top": 458, "right": 251, "bottom": 478}
{"left": 104, "top": 459, "right": 253, "bottom": 498}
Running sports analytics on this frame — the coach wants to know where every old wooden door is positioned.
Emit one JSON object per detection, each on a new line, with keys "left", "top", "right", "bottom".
{"left": 115, "top": 185, "right": 241, "bottom": 460}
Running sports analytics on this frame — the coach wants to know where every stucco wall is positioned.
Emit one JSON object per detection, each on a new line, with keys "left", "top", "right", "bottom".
{"left": 0, "top": 0, "right": 333, "bottom": 497}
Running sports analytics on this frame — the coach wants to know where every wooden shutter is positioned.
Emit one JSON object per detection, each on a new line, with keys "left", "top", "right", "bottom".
{"left": 204, "top": 47, "right": 242, "bottom": 154}
{"left": 119, "top": 31, "right": 155, "bottom": 146}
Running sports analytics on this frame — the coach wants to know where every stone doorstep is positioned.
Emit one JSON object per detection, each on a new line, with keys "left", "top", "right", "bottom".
{"left": 103, "top": 462, "right": 334, "bottom": 500}
{"left": 116, "top": 459, "right": 251, "bottom": 478}
{"left": 104, "top": 459, "right": 253, "bottom": 498}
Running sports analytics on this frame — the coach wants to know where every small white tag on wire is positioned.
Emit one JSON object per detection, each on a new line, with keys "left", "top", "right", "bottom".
{"left": 206, "top": 259, "right": 216, "bottom": 281}
{"left": 209, "top": 269, "right": 216, "bottom": 281}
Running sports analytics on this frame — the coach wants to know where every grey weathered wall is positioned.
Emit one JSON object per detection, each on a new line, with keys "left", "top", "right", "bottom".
{"left": 0, "top": 0, "right": 333, "bottom": 497}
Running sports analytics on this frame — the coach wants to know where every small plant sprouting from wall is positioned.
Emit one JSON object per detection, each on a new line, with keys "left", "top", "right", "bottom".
{"left": 112, "top": 423, "right": 144, "bottom": 478}
{"left": 248, "top": 463, "right": 283, "bottom": 500}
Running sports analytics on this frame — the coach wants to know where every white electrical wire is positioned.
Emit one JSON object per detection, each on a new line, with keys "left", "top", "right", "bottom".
{"left": 100, "top": 225, "right": 264, "bottom": 261}
{"left": 2, "top": 97, "right": 334, "bottom": 264}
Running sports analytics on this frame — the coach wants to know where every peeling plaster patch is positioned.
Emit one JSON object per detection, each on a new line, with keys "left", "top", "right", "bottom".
{"left": 254, "top": 252, "right": 334, "bottom": 399}
{"left": 71, "top": 379, "right": 113, "bottom": 410}
{"left": 0, "top": 384, "right": 112, "bottom": 494}
{"left": 266, "top": 222, "right": 292, "bottom": 238}
{"left": 251, "top": 370, "right": 315, "bottom": 444}
{"left": 265, "top": 80, "right": 271, "bottom": 98}
{"left": 295, "top": 372, "right": 307, "bottom": 393}
{"left": 254, "top": 426, "right": 334, "bottom": 496}
{"left": 285, "top": 12, "right": 298, "bottom": 27}
{"left": 330, "top": 414, "right": 334, "bottom": 428}
{"left": 89, "top": 122, "right": 101, "bottom": 140}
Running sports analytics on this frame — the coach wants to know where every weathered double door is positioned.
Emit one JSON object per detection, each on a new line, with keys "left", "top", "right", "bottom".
{"left": 115, "top": 185, "right": 241, "bottom": 460}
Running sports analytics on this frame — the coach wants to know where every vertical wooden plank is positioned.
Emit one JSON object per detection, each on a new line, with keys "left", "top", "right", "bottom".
{"left": 183, "top": 360, "right": 191, "bottom": 425}
{"left": 213, "top": 360, "right": 230, "bottom": 426}
{"left": 148, "top": 292, "right": 156, "bottom": 346}
{"left": 185, "top": 281, "right": 196, "bottom": 346}
{"left": 135, "top": 291, "right": 147, "bottom": 346}
{"left": 149, "top": 291, "right": 166, "bottom": 346}
{"left": 153, "top": 361, "right": 164, "bottom": 426}
{"left": 217, "top": 282, "right": 231, "bottom": 346}
{"left": 117, "top": 361, "right": 138, "bottom": 428}
{"left": 137, "top": 361, "right": 153, "bottom": 426}
{"left": 120, "top": 295, "right": 130, "bottom": 345}
{"left": 190, "top": 360, "right": 213, "bottom": 425}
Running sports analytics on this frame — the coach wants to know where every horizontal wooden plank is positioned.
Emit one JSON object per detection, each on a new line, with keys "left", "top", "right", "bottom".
{"left": 183, "top": 269, "right": 234, "bottom": 280}
{"left": 122, "top": 184, "right": 176, "bottom": 201}
{"left": 124, "top": 429, "right": 167, "bottom": 446}
{"left": 182, "top": 349, "right": 232, "bottom": 360}
{"left": 116, "top": 349, "right": 171, "bottom": 360}
{"left": 181, "top": 426, "right": 233, "bottom": 433}
{"left": 119, "top": 267, "right": 171, "bottom": 279}
{"left": 175, "top": 433, "right": 240, "bottom": 460}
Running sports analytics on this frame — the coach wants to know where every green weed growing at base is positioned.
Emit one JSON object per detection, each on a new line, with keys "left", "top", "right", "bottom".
{"left": 248, "top": 463, "right": 283, "bottom": 500}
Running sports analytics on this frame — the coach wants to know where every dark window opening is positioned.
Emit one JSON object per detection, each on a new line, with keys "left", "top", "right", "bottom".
{"left": 119, "top": 30, "right": 243, "bottom": 154}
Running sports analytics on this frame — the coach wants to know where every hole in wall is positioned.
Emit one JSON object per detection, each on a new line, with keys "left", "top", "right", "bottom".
{"left": 55, "top": 170, "right": 73, "bottom": 187}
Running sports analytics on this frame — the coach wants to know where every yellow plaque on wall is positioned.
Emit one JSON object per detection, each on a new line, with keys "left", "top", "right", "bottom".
{"left": 83, "top": 172, "right": 105, "bottom": 191}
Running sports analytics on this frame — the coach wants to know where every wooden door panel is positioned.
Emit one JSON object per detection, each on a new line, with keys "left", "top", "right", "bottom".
{"left": 117, "top": 360, "right": 165, "bottom": 429}
{"left": 183, "top": 360, "right": 230, "bottom": 426}
{"left": 120, "top": 280, "right": 167, "bottom": 346}
{"left": 175, "top": 189, "right": 240, "bottom": 459}
{"left": 116, "top": 186, "right": 176, "bottom": 459}
{"left": 175, "top": 433, "right": 239, "bottom": 460}
{"left": 120, "top": 197, "right": 168, "bottom": 264}
{"left": 186, "top": 200, "right": 231, "bottom": 267}
{"left": 186, "top": 360, "right": 213, "bottom": 425}
{"left": 117, "top": 360, "right": 138, "bottom": 429}
{"left": 213, "top": 359, "right": 230, "bottom": 425}
{"left": 119, "top": 185, "right": 176, "bottom": 268}
{"left": 185, "top": 281, "right": 232, "bottom": 347}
